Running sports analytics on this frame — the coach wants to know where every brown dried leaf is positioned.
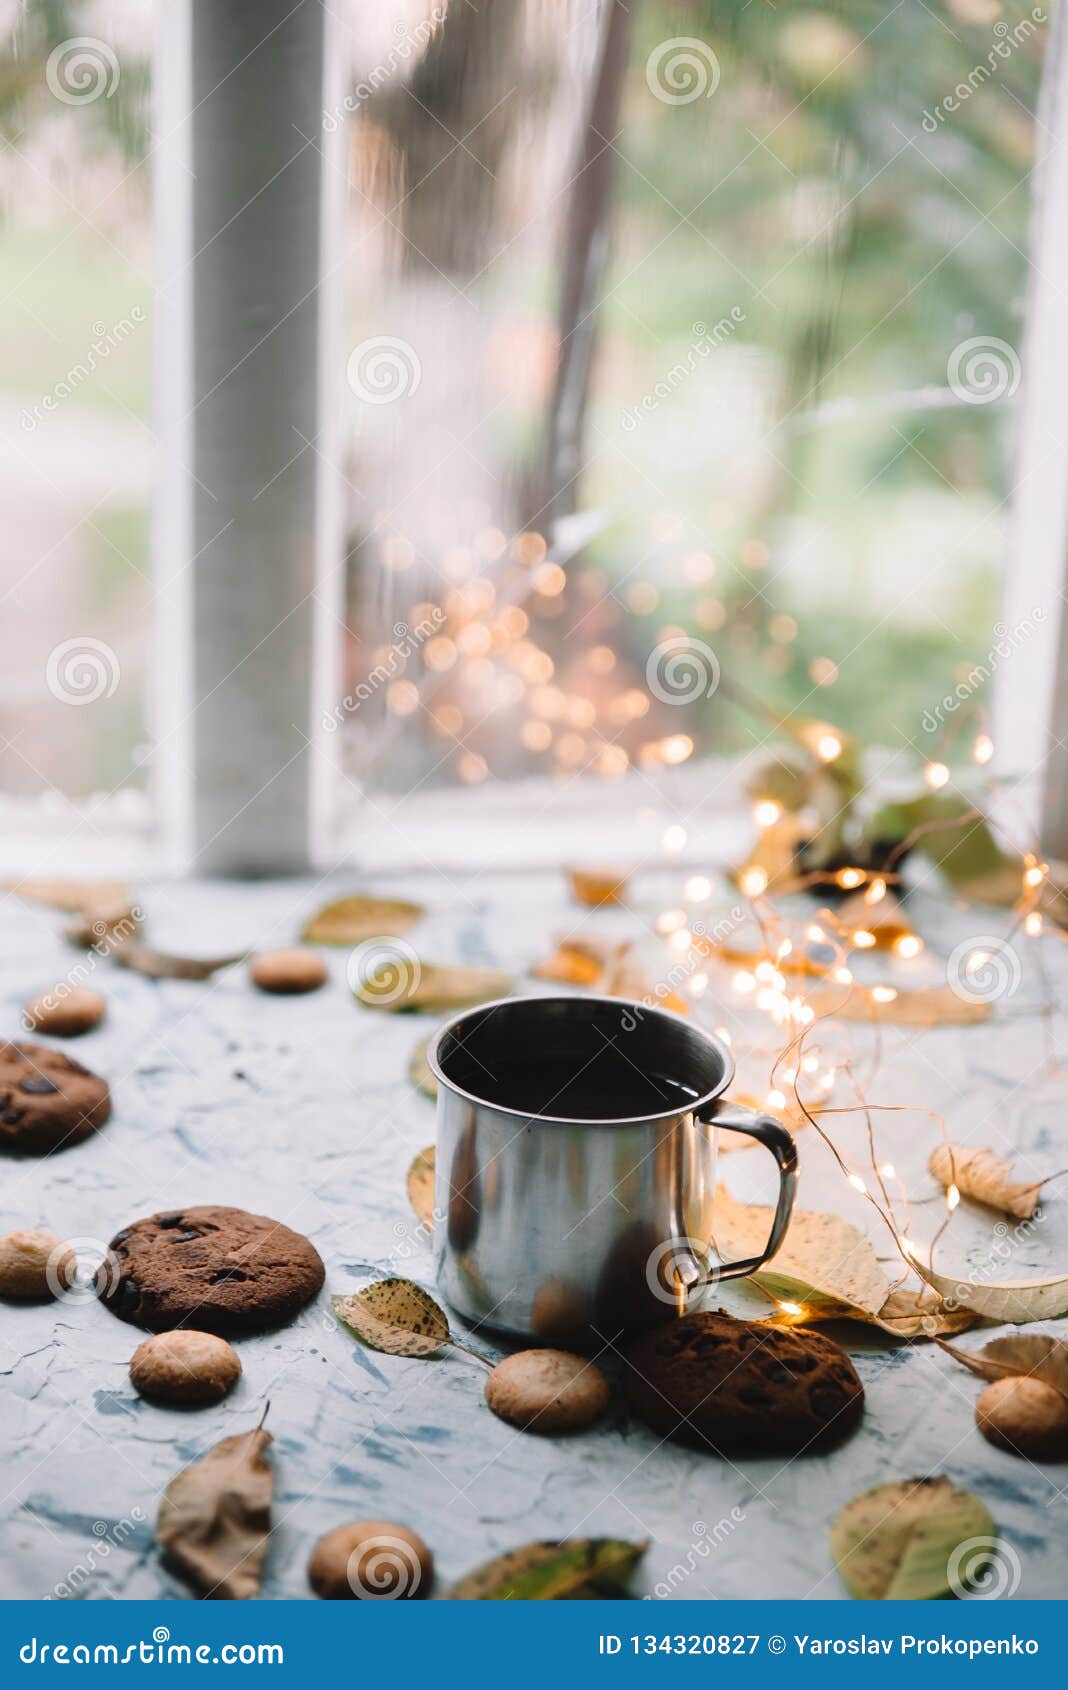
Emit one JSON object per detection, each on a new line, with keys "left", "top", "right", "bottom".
{"left": 156, "top": 1427, "right": 273, "bottom": 1600}
{"left": 936, "top": 1333, "right": 1068, "bottom": 1399}
{"left": 807, "top": 983, "right": 989, "bottom": 1027}
{"left": 929, "top": 1144, "right": 1042, "bottom": 1220}
{"left": 715, "top": 1188, "right": 967, "bottom": 1336}
{"left": 6, "top": 879, "right": 131, "bottom": 915}
{"left": 568, "top": 867, "right": 633, "bottom": 907}
{"left": 447, "top": 1538, "right": 647, "bottom": 1600}
{"left": 333, "top": 1278, "right": 450, "bottom": 1358}
{"left": 873, "top": 1287, "right": 977, "bottom": 1338}
{"left": 836, "top": 887, "right": 913, "bottom": 949}
{"left": 406, "top": 1146, "right": 437, "bottom": 1231}
{"left": 302, "top": 895, "right": 423, "bottom": 945}
{"left": 356, "top": 962, "right": 511, "bottom": 1014}
{"left": 112, "top": 941, "right": 244, "bottom": 981}
{"left": 532, "top": 936, "right": 618, "bottom": 987}
{"left": 64, "top": 902, "right": 141, "bottom": 950}
{"left": 713, "top": 1186, "right": 889, "bottom": 1318}
{"left": 907, "top": 1248, "right": 1068, "bottom": 1322}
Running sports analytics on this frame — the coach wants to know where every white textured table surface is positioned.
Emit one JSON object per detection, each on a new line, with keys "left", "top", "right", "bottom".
{"left": 2, "top": 872, "right": 1066, "bottom": 1602}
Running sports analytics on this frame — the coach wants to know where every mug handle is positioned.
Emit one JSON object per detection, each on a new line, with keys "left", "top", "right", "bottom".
{"left": 692, "top": 1099, "right": 798, "bottom": 1284}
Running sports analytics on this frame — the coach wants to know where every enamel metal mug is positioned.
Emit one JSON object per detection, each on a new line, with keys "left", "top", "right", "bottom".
{"left": 426, "top": 994, "right": 798, "bottom": 1342}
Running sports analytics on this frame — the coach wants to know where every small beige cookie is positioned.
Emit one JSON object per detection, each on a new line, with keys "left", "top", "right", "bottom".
{"left": 485, "top": 1348, "right": 610, "bottom": 1433}
{"left": 250, "top": 949, "right": 328, "bottom": 995}
{"left": 129, "top": 1330, "right": 242, "bottom": 1406}
{"left": 23, "top": 987, "right": 106, "bottom": 1037}
{"left": 976, "top": 1377, "right": 1068, "bottom": 1460}
{"left": 0, "top": 1229, "right": 76, "bottom": 1300}
{"left": 308, "top": 1521, "right": 432, "bottom": 1600}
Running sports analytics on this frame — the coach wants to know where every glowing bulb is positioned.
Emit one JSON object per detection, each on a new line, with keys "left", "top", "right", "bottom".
{"left": 807, "top": 924, "right": 825, "bottom": 943}
{"left": 766, "top": 1089, "right": 786, "bottom": 1109}
{"left": 967, "top": 950, "right": 990, "bottom": 974}
{"left": 684, "top": 875, "right": 712, "bottom": 902}
{"left": 733, "top": 971, "right": 755, "bottom": 995}
{"left": 662, "top": 825, "right": 687, "bottom": 855}
{"left": 753, "top": 799, "right": 782, "bottom": 828}
{"left": 973, "top": 733, "right": 994, "bottom": 765}
{"left": 802, "top": 1054, "right": 819, "bottom": 1074}
{"left": 740, "top": 866, "right": 768, "bottom": 897}
{"left": 871, "top": 985, "right": 898, "bottom": 1003}
{"left": 833, "top": 966, "right": 853, "bottom": 985}
{"left": 894, "top": 934, "right": 923, "bottom": 959}
{"left": 925, "top": 760, "right": 950, "bottom": 790}
{"left": 656, "top": 909, "right": 687, "bottom": 935}
{"left": 816, "top": 733, "right": 842, "bottom": 763}
{"left": 848, "top": 1174, "right": 867, "bottom": 1194}
{"left": 668, "top": 928, "right": 692, "bottom": 953}
{"left": 779, "top": 1301, "right": 804, "bottom": 1317}
{"left": 946, "top": 1184, "right": 961, "bottom": 1212}
{"left": 836, "top": 868, "right": 864, "bottom": 889}
{"left": 777, "top": 939, "right": 793, "bottom": 960}
{"left": 1024, "top": 864, "right": 1046, "bottom": 888}
{"left": 688, "top": 972, "right": 709, "bottom": 998}
{"left": 852, "top": 929, "right": 877, "bottom": 949}
{"left": 782, "top": 1066, "right": 797, "bottom": 1084}
{"left": 1025, "top": 911, "right": 1043, "bottom": 937}
{"left": 879, "top": 1162, "right": 896, "bottom": 1180}
{"left": 865, "top": 877, "right": 887, "bottom": 905}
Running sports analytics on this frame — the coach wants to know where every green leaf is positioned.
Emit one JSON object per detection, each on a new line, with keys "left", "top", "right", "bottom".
{"left": 333, "top": 1279, "right": 450, "bottom": 1358}
{"left": 831, "top": 1478, "right": 995, "bottom": 1599}
{"left": 865, "top": 794, "right": 1016, "bottom": 896}
{"left": 302, "top": 896, "right": 423, "bottom": 945}
{"left": 447, "top": 1538, "right": 647, "bottom": 1600}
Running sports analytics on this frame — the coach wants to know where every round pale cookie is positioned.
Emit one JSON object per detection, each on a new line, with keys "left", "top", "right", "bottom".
{"left": 129, "top": 1330, "right": 242, "bottom": 1406}
{"left": 0, "top": 1041, "right": 111, "bottom": 1155}
{"left": 484, "top": 1348, "right": 610, "bottom": 1433}
{"left": 95, "top": 1204, "right": 325, "bottom": 1335}
{"left": 976, "top": 1377, "right": 1068, "bottom": 1460}
{"left": 249, "top": 950, "right": 327, "bottom": 994}
{"left": 23, "top": 987, "right": 106, "bottom": 1038}
{"left": 0, "top": 1229, "right": 76, "bottom": 1301}
{"left": 308, "top": 1521, "right": 432, "bottom": 1600}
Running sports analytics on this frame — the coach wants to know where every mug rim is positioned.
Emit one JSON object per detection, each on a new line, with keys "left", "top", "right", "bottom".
{"left": 425, "top": 992, "right": 736, "bottom": 1126}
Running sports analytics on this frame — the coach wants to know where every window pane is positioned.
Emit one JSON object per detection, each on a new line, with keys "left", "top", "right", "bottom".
{"left": 0, "top": 4, "right": 152, "bottom": 846}
{"left": 330, "top": 0, "right": 1046, "bottom": 843}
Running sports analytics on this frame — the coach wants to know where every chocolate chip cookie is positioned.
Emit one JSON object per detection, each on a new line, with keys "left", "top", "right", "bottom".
{"left": 0, "top": 1041, "right": 111, "bottom": 1155}
{"left": 96, "top": 1205, "right": 325, "bottom": 1336}
{"left": 625, "top": 1311, "right": 864, "bottom": 1454}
